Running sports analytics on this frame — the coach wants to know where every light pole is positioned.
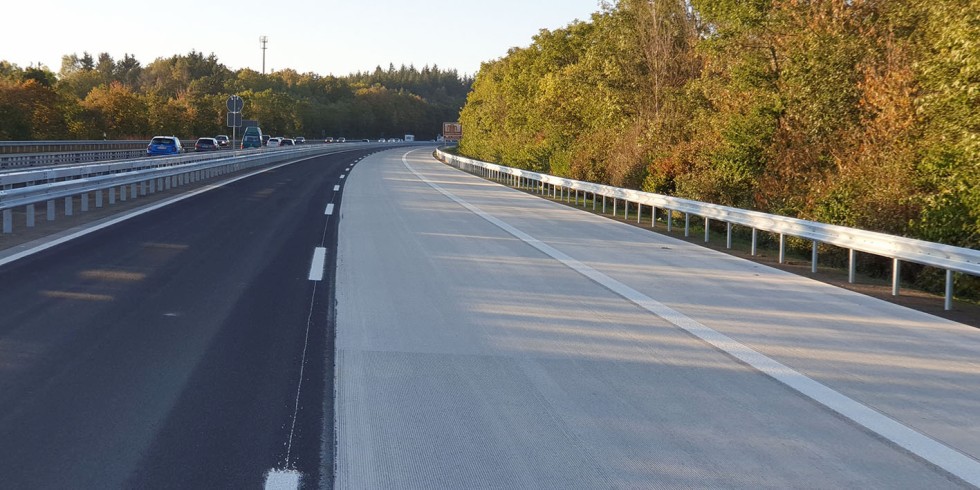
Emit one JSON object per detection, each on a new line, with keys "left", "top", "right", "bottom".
{"left": 260, "top": 36, "right": 268, "bottom": 74}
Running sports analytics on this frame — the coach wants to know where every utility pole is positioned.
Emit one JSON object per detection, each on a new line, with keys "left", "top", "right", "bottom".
{"left": 260, "top": 36, "right": 268, "bottom": 74}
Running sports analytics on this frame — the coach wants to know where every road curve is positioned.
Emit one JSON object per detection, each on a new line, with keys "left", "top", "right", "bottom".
{"left": 334, "top": 147, "right": 980, "bottom": 488}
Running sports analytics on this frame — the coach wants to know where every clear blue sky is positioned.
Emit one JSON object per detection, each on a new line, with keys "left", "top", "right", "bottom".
{"left": 2, "top": 0, "right": 604, "bottom": 77}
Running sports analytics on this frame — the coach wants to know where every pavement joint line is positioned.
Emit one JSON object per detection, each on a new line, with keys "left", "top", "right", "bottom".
{"left": 325, "top": 203, "right": 334, "bottom": 216}
{"left": 308, "top": 247, "right": 326, "bottom": 281}
{"left": 402, "top": 149, "right": 980, "bottom": 488}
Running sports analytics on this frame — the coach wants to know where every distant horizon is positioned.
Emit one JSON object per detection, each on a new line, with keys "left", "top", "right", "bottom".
{"left": 9, "top": 50, "right": 478, "bottom": 80}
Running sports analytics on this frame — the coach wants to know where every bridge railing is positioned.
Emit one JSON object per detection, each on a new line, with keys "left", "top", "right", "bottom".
{"left": 435, "top": 149, "right": 979, "bottom": 311}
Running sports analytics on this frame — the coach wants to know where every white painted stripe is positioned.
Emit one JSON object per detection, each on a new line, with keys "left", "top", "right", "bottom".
{"left": 325, "top": 203, "right": 335, "bottom": 215}
{"left": 308, "top": 247, "right": 326, "bottom": 281}
{"left": 333, "top": 185, "right": 340, "bottom": 191}
{"left": 264, "top": 469, "right": 300, "bottom": 490}
{"left": 401, "top": 150, "right": 980, "bottom": 488}
{"left": 340, "top": 174, "right": 346, "bottom": 179}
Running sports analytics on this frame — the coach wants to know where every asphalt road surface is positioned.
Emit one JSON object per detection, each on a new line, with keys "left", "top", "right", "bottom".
{"left": 0, "top": 148, "right": 376, "bottom": 488}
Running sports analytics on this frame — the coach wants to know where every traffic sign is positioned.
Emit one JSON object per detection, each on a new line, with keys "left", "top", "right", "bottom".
{"left": 227, "top": 112, "right": 242, "bottom": 128}
{"left": 443, "top": 122, "right": 462, "bottom": 141}
{"left": 227, "top": 95, "right": 244, "bottom": 113}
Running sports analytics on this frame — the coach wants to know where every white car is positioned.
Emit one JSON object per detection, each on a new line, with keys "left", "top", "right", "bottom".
{"left": 267, "top": 137, "right": 282, "bottom": 148}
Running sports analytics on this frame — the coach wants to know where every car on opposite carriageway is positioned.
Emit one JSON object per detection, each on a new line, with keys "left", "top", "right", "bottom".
{"left": 147, "top": 136, "right": 183, "bottom": 156}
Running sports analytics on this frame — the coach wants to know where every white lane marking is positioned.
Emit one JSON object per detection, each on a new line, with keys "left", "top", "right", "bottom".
{"left": 401, "top": 150, "right": 980, "bottom": 488}
{"left": 340, "top": 174, "right": 346, "bottom": 179}
{"left": 264, "top": 469, "right": 300, "bottom": 490}
{"left": 333, "top": 185, "right": 340, "bottom": 192}
{"left": 308, "top": 247, "right": 326, "bottom": 281}
{"left": 325, "top": 203, "right": 335, "bottom": 215}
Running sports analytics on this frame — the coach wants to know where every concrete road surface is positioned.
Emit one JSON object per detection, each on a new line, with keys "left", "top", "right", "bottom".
{"left": 335, "top": 147, "right": 979, "bottom": 489}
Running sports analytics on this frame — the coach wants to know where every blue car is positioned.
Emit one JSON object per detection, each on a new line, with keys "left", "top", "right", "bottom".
{"left": 147, "top": 136, "right": 183, "bottom": 156}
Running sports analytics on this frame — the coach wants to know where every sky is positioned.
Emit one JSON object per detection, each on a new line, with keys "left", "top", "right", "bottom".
{"left": 2, "top": 0, "right": 605, "bottom": 77}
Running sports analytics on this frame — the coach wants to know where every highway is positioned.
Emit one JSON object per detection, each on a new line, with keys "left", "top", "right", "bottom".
{"left": 0, "top": 146, "right": 978, "bottom": 488}
{"left": 0, "top": 148, "right": 369, "bottom": 487}
{"left": 335, "top": 148, "right": 979, "bottom": 488}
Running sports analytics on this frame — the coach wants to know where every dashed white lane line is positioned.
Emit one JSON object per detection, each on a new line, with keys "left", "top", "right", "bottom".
{"left": 339, "top": 174, "right": 346, "bottom": 179}
{"left": 333, "top": 185, "right": 340, "bottom": 191}
{"left": 325, "top": 203, "right": 334, "bottom": 216}
{"left": 308, "top": 247, "right": 326, "bottom": 281}
{"left": 264, "top": 469, "right": 300, "bottom": 490}
{"left": 401, "top": 149, "right": 980, "bottom": 488}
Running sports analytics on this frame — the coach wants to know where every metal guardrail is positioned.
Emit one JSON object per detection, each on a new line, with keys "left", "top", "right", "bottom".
{"left": 0, "top": 139, "right": 333, "bottom": 169}
{"left": 435, "top": 149, "right": 980, "bottom": 311}
{"left": 0, "top": 145, "right": 373, "bottom": 240}
{"left": 0, "top": 140, "right": 148, "bottom": 154}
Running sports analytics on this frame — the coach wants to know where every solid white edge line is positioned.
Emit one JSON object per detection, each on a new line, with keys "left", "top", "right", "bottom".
{"left": 308, "top": 247, "right": 326, "bottom": 281}
{"left": 264, "top": 469, "right": 300, "bottom": 490}
{"left": 400, "top": 149, "right": 980, "bottom": 488}
{"left": 325, "top": 203, "right": 335, "bottom": 216}
{"left": 0, "top": 154, "right": 326, "bottom": 268}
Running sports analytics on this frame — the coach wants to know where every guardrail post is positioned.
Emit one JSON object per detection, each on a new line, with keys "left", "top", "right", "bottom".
{"left": 945, "top": 270, "right": 954, "bottom": 311}
{"left": 726, "top": 222, "right": 732, "bottom": 249}
{"left": 704, "top": 217, "right": 710, "bottom": 243}
{"left": 3, "top": 209, "right": 11, "bottom": 233}
{"left": 892, "top": 259, "right": 901, "bottom": 296}
{"left": 848, "top": 249, "right": 856, "bottom": 283}
{"left": 120, "top": 185, "right": 127, "bottom": 202}
{"left": 637, "top": 204, "right": 642, "bottom": 224}
{"left": 151, "top": 179, "right": 157, "bottom": 193}
{"left": 625, "top": 201, "right": 629, "bottom": 221}
{"left": 96, "top": 190, "right": 104, "bottom": 208}
{"left": 64, "top": 196, "right": 73, "bottom": 216}
{"left": 46, "top": 200, "right": 55, "bottom": 221}
{"left": 26, "top": 204, "right": 35, "bottom": 227}
{"left": 81, "top": 193, "right": 89, "bottom": 212}
{"left": 685, "top": 213, "right": 690, "bottom": 237}
{"left": 592, "top": 193, "right": 596, "bottom": 211}
{"left": 109, "top": 188, "right": 116, "bottom": 205}
{"left": 667, "top": 209, "right": 672, "bottom": 232}
{"left": 141, "top": 181, "right": 147, "bottom": 196}
{"left": 131, "top": 183, "right": 137, "bottom": 199}
{"left": 651, "top": 207, "right": 656, "bottom": 227}
{"left": 812, "top": 241, "right": 819, "bottom": 273}
{"left": 165, "top": 177, "right": 171, "bottom": 190}
{"left": 779, "top": 234, "right": 785, "bottom": 264}
{"left": 614, "top": 198, "right": 618, "bottom": 217}
{"left": 602, "top": 195, "right": 606, "bottom": 214}
{"left": 751, "top": 228, "right": 757, "bottom": 255}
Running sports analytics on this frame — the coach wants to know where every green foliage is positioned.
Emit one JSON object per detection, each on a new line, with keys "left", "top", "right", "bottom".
{"left": 458, "top": 0, "right": 978, "bottom": 257}
{"left": 0, "top": 52, "right": 470, "bottom": 142}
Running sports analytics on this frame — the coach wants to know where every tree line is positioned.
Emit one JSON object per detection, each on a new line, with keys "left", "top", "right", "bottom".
{"left": 0, "top": 52, "right": 472, "bottom": 141}
{"left": 458, "top": 0, "right": 978, "bottom": 293}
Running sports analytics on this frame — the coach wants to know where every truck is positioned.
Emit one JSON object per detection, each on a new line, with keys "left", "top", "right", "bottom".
{"left": 404, "top": 134, "right": 415, "bottom": 142}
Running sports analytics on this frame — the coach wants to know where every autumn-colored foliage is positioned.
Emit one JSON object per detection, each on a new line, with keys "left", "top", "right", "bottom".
{"left": 458, "top": 0, "right": 978, "bottom": 295}
{"left": 0, "top": 53, "right": 471, "bottom": 141}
